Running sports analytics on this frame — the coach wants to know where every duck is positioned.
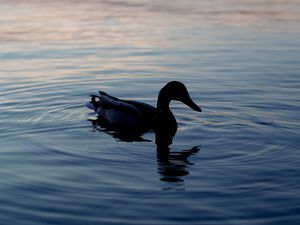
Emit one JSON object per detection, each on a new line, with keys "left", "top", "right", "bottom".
{"left": 86, "top": 81, "right": 201, "bottom": 147}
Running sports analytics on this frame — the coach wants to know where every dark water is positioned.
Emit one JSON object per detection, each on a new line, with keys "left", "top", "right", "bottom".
{"left": 1, "top": 0, "right": 300, "bottom": 224}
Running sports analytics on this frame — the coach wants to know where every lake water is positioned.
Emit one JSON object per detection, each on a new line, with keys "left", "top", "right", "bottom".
{"left": 1, "top": 0, "right": 300, "bottom": 224}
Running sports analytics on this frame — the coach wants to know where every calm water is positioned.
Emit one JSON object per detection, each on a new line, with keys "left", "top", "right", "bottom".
{"left": 1, "top": 0, "right": 300, "bottom": 224}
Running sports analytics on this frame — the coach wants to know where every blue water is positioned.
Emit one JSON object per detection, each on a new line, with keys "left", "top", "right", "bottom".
{"left": 1, "top": 0, "right": 300, "bottom": 224}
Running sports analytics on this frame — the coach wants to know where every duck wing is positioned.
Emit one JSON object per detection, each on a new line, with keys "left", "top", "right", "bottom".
{"left": 96, "top": 91, "right": 156, "bottom": 116}
{"left": 86, "top": 92, "right": 140, "bottom": 115}
{"left": 122, "top": 100, "right": 156, "bottom": 116}
{"left": 87, "top": 92, "right": 157, "bottom": 131}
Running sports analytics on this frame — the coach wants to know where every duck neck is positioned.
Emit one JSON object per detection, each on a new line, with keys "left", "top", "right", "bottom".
{"left": 157, "top": 89, "right": 171, "bottom": 111}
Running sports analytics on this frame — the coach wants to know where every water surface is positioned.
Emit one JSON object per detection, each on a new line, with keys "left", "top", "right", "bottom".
{"left": 1, "top": 0, "right": 300, "bottom": 224}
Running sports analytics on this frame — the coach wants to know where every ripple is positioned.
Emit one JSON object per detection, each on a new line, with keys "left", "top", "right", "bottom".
{"left": 1, "top": 0, "right": 300, "bottom": 224}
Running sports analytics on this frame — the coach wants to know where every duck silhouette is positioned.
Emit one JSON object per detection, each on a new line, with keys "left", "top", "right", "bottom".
{"left": 86, "top": 81, "right": 201, "bottom": 148}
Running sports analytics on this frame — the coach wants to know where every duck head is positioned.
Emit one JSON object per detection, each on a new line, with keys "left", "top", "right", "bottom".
{"left": 157, "top": 81, "right": 202, "bottom": 112}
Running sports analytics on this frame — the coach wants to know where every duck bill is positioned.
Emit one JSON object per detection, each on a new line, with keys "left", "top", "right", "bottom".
{"left": 182, "top": 95, "right": 202, "bottom": 112}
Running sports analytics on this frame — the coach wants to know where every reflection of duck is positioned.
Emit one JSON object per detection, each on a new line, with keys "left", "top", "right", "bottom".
{"left": 157, "top": 146, "right": 200, "bottom": 183}
{"left": 86, "top": 81, "right": 201, "bottom": 147}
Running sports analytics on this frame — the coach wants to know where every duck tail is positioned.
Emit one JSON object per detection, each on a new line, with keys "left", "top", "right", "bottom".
{"left": 86, "top": 94, "right": 101, "bottom": 111}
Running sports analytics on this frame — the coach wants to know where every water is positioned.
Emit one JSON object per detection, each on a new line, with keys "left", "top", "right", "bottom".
{"left": 1, "top": 0, "right": 300, "bottom": 224}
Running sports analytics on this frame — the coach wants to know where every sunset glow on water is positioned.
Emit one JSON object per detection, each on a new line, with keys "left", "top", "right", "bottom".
{"left": 1, "top": 1, "right": 300, "bottom": 224}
